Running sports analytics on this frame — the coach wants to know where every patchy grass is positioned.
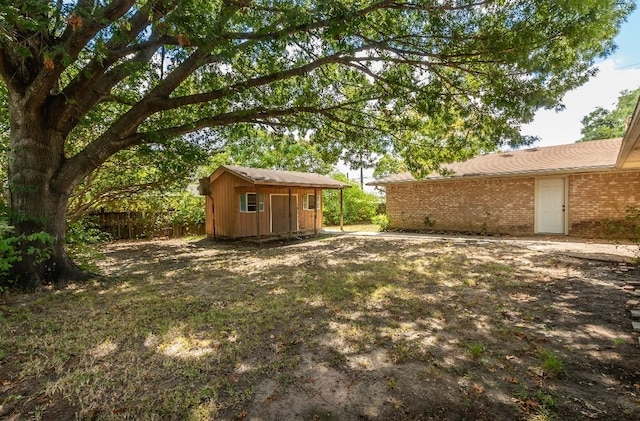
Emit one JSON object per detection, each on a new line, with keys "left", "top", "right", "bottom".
{"left": 537, "top": 348, "right": 565, "bottom": 378}
{"left": 325, "top": 223, "right": 380, "bottom": 232}
{"left": 1, "top": 236, "right": 639, "bottom": 420}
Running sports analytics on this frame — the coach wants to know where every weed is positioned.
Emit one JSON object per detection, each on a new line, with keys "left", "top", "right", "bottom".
{"left": 386, "top": 377, "right": 398, "bottom": 390}
{"left": 480, "top": 221, "right": 489, "bottom": 235}
{"left": 468, "top": 342, "right": 486, "bottom": 359}
{"left": 613, "top": 338, "right": 625, "bottom": 346}
{"left": 2, "top": 394, "right": 23, "bottom": 405}
{"left": 622, "top": 404, "right": 635, "bottom": 416}
{"left": 515, "top": 387, "right": 556, "bottom": 420}
{"left": 537, "top": 348, "right": 565, "bottom": 377}
{"left": 533, "top": 389, "right": 555, "bottom": 409}
{"left": 389, "top": 397, "right": 405, "bottom": 411}
{"left": 423, "top": 214, "right": 436, "bottom": 228}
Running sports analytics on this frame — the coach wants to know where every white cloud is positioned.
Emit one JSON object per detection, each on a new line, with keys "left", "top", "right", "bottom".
{"left": 521, "top": 59, "right": 640, "bottom": 147}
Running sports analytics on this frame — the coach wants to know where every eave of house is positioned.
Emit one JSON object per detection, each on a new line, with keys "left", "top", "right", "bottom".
{"left": 368, "top": 164, "right": 621, "bottom": 186}
{"left": 616, "top": 98, "right": 640, "bottom": 169}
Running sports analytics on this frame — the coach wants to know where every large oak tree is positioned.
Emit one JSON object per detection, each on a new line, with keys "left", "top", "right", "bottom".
{"left": 0, "top": 0, "right": 633, "bottom": 288}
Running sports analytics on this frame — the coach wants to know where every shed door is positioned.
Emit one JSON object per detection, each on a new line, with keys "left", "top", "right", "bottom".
{"left": 536, "top": 178, "right": 565, "bottom": 234}
{"left": 271, "top": 195, "right": 298, "bottom": 233}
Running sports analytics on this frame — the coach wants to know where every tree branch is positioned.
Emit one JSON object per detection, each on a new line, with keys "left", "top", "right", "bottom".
{"left": 24, "top": 0, "right": 137, "bottom": 108}
{"left": 52, "top": 2, "right": 166, "bottom": 132}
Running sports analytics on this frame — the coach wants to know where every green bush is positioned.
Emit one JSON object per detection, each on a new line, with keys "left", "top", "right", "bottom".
{"left": 66, "top": 217, "right": 112, "bottom": 272}
{"left": 170, "top": 193, "right": 205, "bottom": 226}
{"left": 371, "top": 214, "right": 390, "bottom": 231}
{"left": 0, "top": 218, "right": 54, "bottom": 287}
{"left": 322, "top": 174, "right": 379, "bottom": 225}
{"left": 0, "top": 232, "right": 21, "bottom": 278}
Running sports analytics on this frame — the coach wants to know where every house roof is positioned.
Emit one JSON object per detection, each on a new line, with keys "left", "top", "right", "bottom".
{"left": 370, "top": 137, "right": 623, "bottom": 185}
{"left": 617, "top": 97, "right": 640, "bottom": 169}
{"left": 211, "top": 165, "right": 350, "bottom": 189}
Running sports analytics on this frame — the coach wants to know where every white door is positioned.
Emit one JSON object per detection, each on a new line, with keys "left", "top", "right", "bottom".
{"left": 536, "top": 178, "right": 565, "bottom": 234}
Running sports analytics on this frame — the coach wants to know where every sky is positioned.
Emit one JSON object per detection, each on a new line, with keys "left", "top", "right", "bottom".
{"left": 521, "top": 6, "right": 640, "bottom": 147}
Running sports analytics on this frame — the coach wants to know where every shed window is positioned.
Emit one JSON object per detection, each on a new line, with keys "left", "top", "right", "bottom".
{"left": 303, "top": 194, "right": 319, "bottom": 210}
{"left": 240, "top": 193, "right": 264, "bottom": 212}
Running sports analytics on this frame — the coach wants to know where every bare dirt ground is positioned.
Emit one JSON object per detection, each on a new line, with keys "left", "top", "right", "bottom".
{"left": 1, "top": 234, "right": 639, "bottom": 420}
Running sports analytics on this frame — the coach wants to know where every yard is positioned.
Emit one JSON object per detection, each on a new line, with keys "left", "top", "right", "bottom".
{"left": 1, "top": 235, "right": 639, "bottom": 420}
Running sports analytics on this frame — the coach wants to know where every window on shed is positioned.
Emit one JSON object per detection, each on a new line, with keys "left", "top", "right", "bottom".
{"left": 240, "top": 193, "right": 264, "bottom": 212}
{"left": 303, "top": 194, "right": 319, "bottom": 210}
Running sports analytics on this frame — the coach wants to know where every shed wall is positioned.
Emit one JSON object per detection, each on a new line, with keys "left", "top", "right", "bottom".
{"left": 208, "top": 171, "right": 253, "bottom": 238}
{"left": 207, "top": 171, "right": 324, "bottom": 238}
{"left": 234, "top": 186, "right": 323, "bottom": 238}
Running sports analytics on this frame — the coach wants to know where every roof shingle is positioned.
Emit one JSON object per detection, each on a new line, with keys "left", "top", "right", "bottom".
{"left": 371, "top": 138, "right": 622, "bottom": 185}
{"left": 216, "top": 165, "right": 350, "bottom": 189}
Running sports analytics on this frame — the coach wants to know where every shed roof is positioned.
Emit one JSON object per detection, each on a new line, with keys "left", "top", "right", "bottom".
{"left": 370, "top": 137, "right": 623, "bottom": 185}
{"left": 211, "top": 165, "right": 350, "bottom": 189}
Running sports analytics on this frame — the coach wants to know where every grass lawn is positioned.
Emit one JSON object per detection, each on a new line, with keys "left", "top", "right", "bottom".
{"left": 1, "top": 235, "right": 639, "bottom": 420}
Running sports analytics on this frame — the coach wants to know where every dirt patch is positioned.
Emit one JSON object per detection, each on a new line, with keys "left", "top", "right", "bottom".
{"left": 1, "top": 235, "right": 639, "bottom": 420}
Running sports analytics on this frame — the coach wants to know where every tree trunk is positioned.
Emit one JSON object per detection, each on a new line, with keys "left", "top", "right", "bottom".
{"left": 5, "top": 93, "right": 86, "bottom": 289}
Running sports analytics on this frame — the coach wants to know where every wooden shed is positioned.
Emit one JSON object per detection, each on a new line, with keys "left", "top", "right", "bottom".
{"left": 199, "top": 165, "right": 350, "bottom": 239}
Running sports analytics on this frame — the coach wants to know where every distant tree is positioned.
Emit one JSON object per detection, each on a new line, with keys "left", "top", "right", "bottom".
{"left": 339, "top": 129, "right": 387, "bottom": 189}
{"left": 0, "top": 0, "right": 634, "bottom": 288}
{"left": 580, "top": 87, "right": 640, "bottom": 141}
{"left": 373, "top": 154, "right": 407, "bottom": 180}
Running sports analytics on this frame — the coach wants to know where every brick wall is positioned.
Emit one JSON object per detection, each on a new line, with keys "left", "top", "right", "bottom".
{"left": 386, "top": 177, "right": 535, "bottom": 235}
{"left": 568, "top": 170, "right": 640, "bottom": 237}
{"left": 385, "top": 170, "right": 640, "bottom": 238}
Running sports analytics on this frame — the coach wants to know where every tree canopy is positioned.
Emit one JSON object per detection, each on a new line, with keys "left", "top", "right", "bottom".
{"left": 580, "top": 86, "right": 640, "bottom": 141}
{"left": 0, "top": 0, "right": 634, "bottom": 287}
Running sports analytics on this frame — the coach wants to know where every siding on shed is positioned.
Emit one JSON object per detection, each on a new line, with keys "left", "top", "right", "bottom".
{"left": 207, "top": 171, "right": 253, "bottom": 238}
{"left": 206, "top": 171, "right": 324, "bottom": 238}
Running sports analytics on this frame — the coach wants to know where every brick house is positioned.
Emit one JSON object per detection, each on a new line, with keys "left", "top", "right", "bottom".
{"left": 370, "top": 106, "right": 640, "bottom": 238}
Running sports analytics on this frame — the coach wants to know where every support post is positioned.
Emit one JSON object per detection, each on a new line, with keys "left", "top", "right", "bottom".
{"left": 255, "top": 186, "right": 260, "bottom": 241}
{"left": 340, "top": 188, "right": 344, "bottom": 232}
{"left": 313, "top": 188, "right": 318, "bottom": 235}
{"left": 288, "top": 187, "right": 292, "bottom": 238}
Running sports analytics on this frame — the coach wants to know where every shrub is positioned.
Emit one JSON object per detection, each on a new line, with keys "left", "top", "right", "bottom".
{"left": 170, "top": 193, "right": 205, "bottom": 226}
{"left": 372, "top": 214, "right": 390, "bottom": 231}
{"left": 0, "top": 221, "right": 54, "bottom": 288}
{"left": 322, "top": 174, "right": 379, "bottom": 225}
{"left": 66, "top": 217, "right": 112, "bottom": 272}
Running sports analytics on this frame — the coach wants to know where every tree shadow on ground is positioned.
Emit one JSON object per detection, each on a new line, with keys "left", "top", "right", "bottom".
{"left": 1, "top": 236, "right": 639, "bottom": 420}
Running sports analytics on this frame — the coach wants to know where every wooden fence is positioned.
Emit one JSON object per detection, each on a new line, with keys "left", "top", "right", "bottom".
{"left": 92, "top": 211, "right": 205, "bottom": 240}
